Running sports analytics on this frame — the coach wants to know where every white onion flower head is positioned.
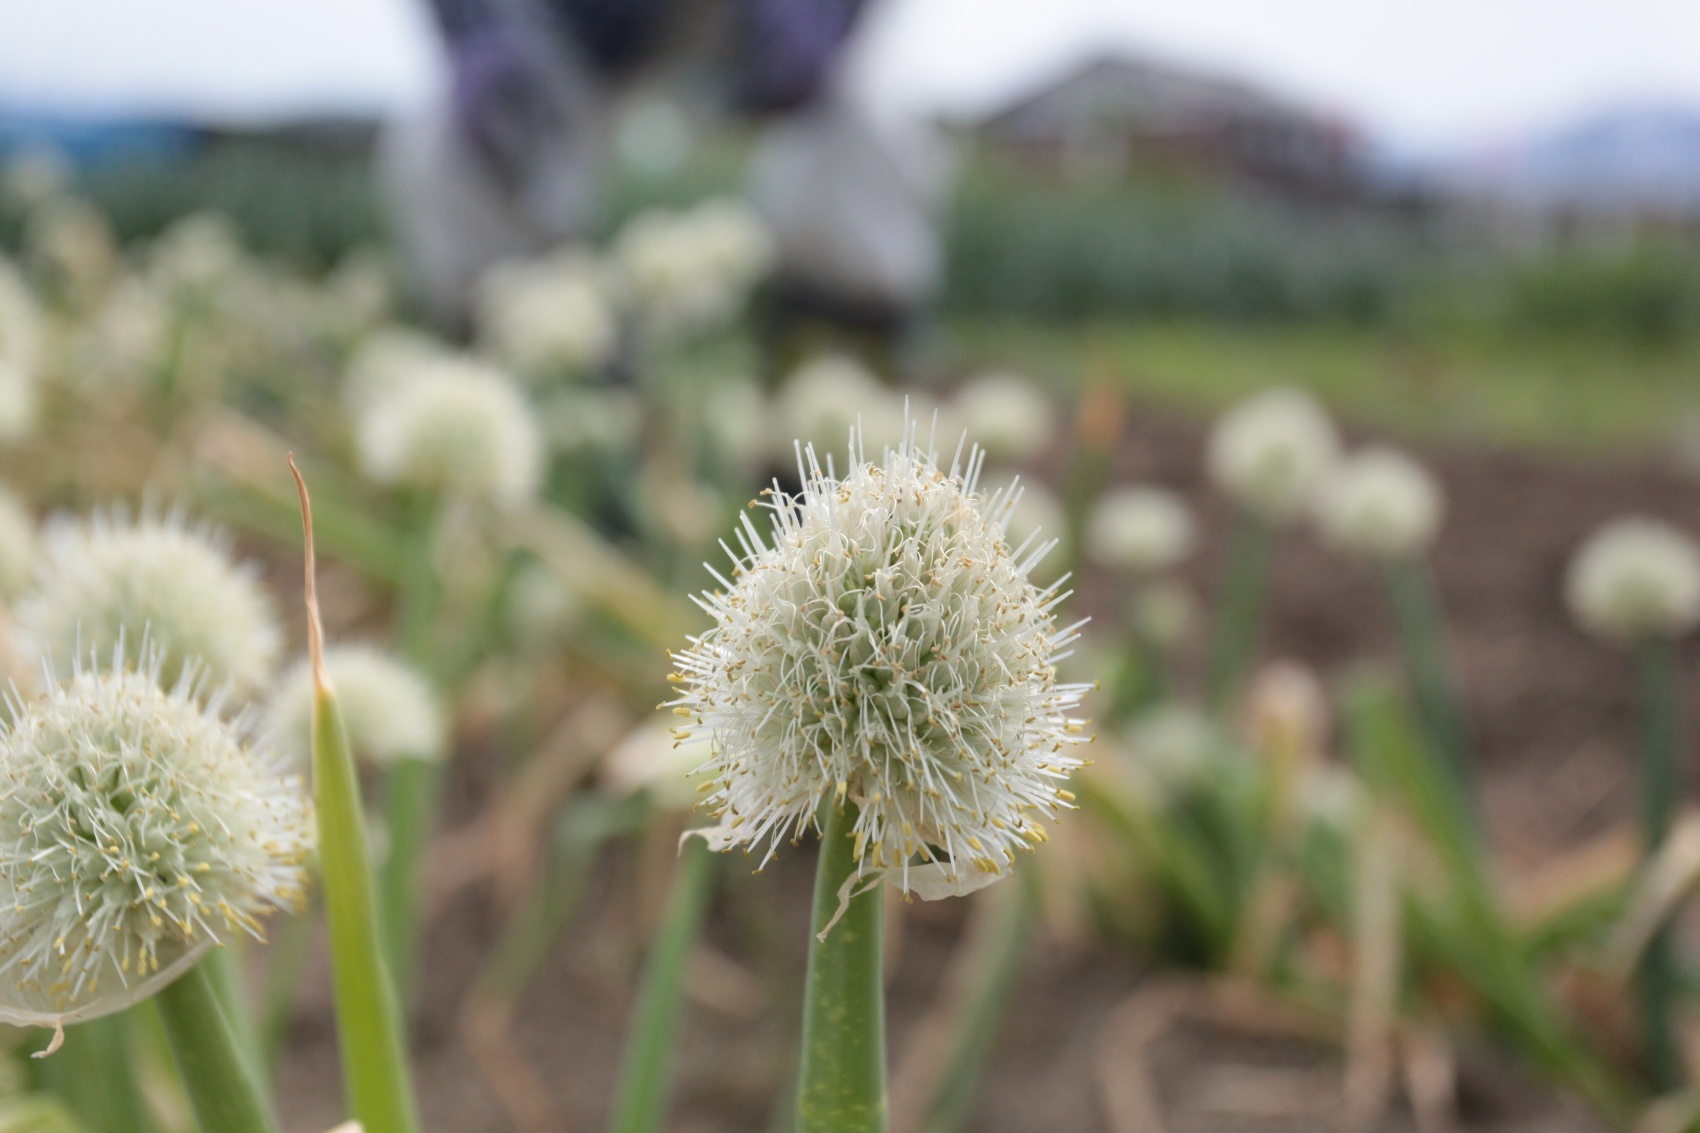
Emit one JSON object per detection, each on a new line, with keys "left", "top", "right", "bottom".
{"left": 687, "top": 199, "right": 775, "bottom": 287}
{"left": 505, "top": 561, "right": 583, "bottom": 652}
{"left": 17, "top": 511, "right": 280, "bottom": 699}
{"left": 670, "top": 427, "right": 1091, "bottom": 900}
{"left": 1315, "top": 447, "right": 1444, "bottom": 559}
{"left": 148, "top": 213, "right": 244, "bottom": 300}
{"left": 343, "top": 327, "right": 448, "bottom": 415}
{"left": 266, "top": 646, "right": 444, "bottom": 770}
{"left": 1130, "top": 579, "right": 1196, "bottom": 651}
{"left": 778, "top": 354, "right": 904, "bottom": 456}
{"left": 476, "top": 251, "right": 616, "bottom": 379}
{"left": 0, "top": 656, "right": 312, "bottom": 1027}
{"left": 1087, "top": 487, "right": 1194, "bottom": 573}
{"left": 952, "top": 373, "right": 1055, "bottom": 463}
{"left": 0, "top": 486, "right": 36, "bottom": 600}
{"left": 1207, "top": 388, "right": 1338, "bottom": 522}
{"left": 1567, "top": 517, "right": 1700, "bottom": 643}
{"left": 358, "top": 355, "right": 542, "bottom": 506}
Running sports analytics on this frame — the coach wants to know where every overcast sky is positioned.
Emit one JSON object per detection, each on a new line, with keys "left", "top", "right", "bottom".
{"left": 2, "top": 0, "right": 1699, "bottom": 148}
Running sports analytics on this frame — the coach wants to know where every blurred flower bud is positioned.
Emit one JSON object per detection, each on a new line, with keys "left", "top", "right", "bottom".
{"left": 1567, "top": 517, "right": 1700, "bottom": 643}
{"left": 952, "top": 372, "right": 1055, "bottom": 463}
{"left": 1315, "top": 446, "right": 1443, "bottom": 559}
{"left": 1207, "top": 388, "right": 1338, "bottom": 522}
{"left": 1087, "top": 487, "right": 1194, "bottom": 573}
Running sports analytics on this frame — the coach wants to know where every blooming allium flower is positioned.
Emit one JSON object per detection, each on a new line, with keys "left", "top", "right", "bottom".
{"left": 265, "top": 645, "right": 444, "bottom": 769}
{"left": 0, "top": 656, "right": 312, "bottom": 1027}
{"left": 613, "top": 200, "right": 773, "bottom": 338}
{"left": 778, "top": 354, "right": 905, "bottom": 458}
{"left": 1314, "top": 447, "right": 1444, "bottom": 559}
{"left": 952, "top": 373, "right": 1055, "bottom": 463}
{"left": 1207, "top": 388, "right": 1338, "bottom": 522}
{"left": 1567, "top": 517, "right": 1700, "bottom": 643}
{"left": 342, "top": 326, "right": 447, "bottom": 415}
{"left": 357, "top": 354, "right": 542, "bottom": 507}
{"left": 17, "top": 510, "right": 281, "bottom": 699}
{"left": 475, "top": 250, "right": 616, "bottom": 379}
{"left": 1086, "top": 487, "right": 1194, "bottom": 573}
{"left": 669, "top": 427, "right": 1090, "bottom": 899}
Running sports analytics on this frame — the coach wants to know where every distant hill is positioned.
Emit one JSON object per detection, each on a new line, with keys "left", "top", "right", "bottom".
{"left": 1434, "top": 103, "right": 1700, "bottom": 211}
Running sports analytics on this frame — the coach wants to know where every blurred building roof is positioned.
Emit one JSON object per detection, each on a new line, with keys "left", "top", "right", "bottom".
{"left": 973, "top": 51, "right": 1363, "bottom": 198}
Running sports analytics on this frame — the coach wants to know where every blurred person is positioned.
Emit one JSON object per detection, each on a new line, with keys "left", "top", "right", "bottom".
{"left": 384, "top": 0, "right": 949, "bottom": 370}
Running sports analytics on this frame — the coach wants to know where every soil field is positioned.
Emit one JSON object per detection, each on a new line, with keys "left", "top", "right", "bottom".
{"left": 270, "top": 404, "right": 1700, "bottom": 1133}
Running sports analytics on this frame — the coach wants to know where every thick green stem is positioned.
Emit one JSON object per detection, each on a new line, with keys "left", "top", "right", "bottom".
{"left": 156, "top": 964, "right": 280, "bottom": 1133}
{"left": 202, "top": 944, "right": 266, "bottom": 1094}
{"left": 381, "top": 756, "right": 441, "bottom": 1005}
{"left": 920, "top": 870, "right": 1035, "bottom": 1133}
{"left": 1635, "top": 637, "right": 1684, "bottom": 1092}
{"left": 35, "top": 1013, "right": 157, "bottom": 1133}
{"left": 608, "top": 838, "right": 717, "bottom": 1133}
{"left": 1381, "top": 557, "right": 1478, "bottom": 841}
{"left": 378, "top": 490, "right": 445, "bottom": 1009}
{"left": 315, "top": 688, "right": 423, "bottom": 1133}
{"left": 1206, "top": 512, "right": 1277, "bottom": 710}
{"left": 797, "top": 802, "right": 886, "bottom": 1133}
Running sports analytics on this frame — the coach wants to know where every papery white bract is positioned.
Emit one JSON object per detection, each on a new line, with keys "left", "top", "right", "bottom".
{"left": 0, "top": 656, "right": 312, "bottom": 1027}
{"left": 17, "top": 509, "right": 281, "bottom": 699}
{"left": 669, "top": 425, "right": 1090, "bottom": 899}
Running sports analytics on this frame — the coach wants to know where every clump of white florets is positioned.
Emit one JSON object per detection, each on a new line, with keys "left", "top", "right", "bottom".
{"left": 343, "top": 326, "right": 446, "bottom": 415}
{"left": 1087, "top": 487, "right": 1194, "bottom": 573}
{"left": 0, "top": 259, "right": 42, "bottom": 441}
{"left": 476, "top": 250, "right": 616, "bottom": 379}
{"left": 778, "top": 354, "right": 904, "bottom": 457}
{"left": 613, "top": 199, "right": 773, "bottom": 336}
{"left": 951, "top": 373, "right": 1056, "bottom": 462}
{"left": 1207, "top": 388, "right": 1338, "bottom": 522}
{"left": 0, "top": 656, "right": 312, "bottom": 1026}
{"left": 669, "top": 426, "right": 1091, "bottom": 899}
{"left": 265, "top": 645, "right": 444, "bottom": 770}
{"left": 358, "top": 354, "right": 542, "bottom": 507}
{"left": 0, "top": 486, "right": 36, "bottom": 600}
{"left": 1314, "top": 447, "right": 1444, "bottom": 559}
{"left": 1567, "top": 518, "right": 1700, "bottom": 643}
{"left": 17, "top": 510, "right": 280, "bottom": 699}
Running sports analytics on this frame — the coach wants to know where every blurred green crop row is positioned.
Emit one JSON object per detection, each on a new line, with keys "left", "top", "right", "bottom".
{"left": 4, "top": 136, "right": 1699, "bottom": 343}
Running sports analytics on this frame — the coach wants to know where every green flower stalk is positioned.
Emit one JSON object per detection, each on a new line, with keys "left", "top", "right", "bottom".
{"left": 1085, "top": 486, "right": 1195, "bottom": 717}
{"left": 1567, "top": 517, "right": 1700, "bottom": 1091}
{"left": 1315, "top": 447, "right": 1474, "bottom": 835}
{"left": 607, "top": 838, "right": 716, "bottom": 1133}
{"left": 291, "top": 457, "right": 422, "bottom": 1133}
{"left": 667, "top": 426, "right": 1091, "bottom": 1133}
{"left": 265, "top": 642, "right": 447, "bottom": 1001}
{"left": 1204, "top": 389, "right": 1338, "bottom": 708}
